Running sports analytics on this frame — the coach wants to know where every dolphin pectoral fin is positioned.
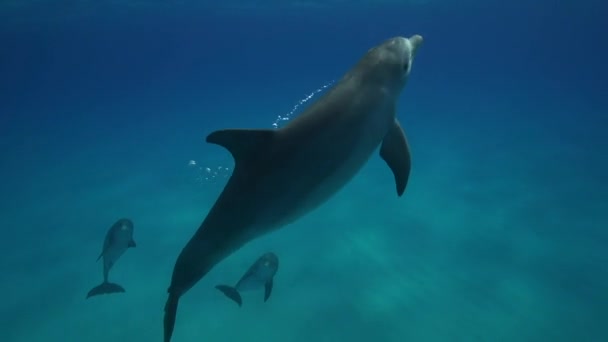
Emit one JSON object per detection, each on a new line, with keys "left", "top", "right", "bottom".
{"left": 264, "top": 278, "right": 274, "bottom": 302}
{"left": 128, "top": 240, "right": 136, "bottom": 248}
{"left": 86, "top": 281, "right": 125, "bottom": 299}
{"left": 380, "top": 118, "right": 412, "bottom": 197}
{"left": 164, "top": 293, "right": 180, "bottom": 342}
{"left": 215, "top": 285, "right": 243, "bottom": 307}
{"left": 206, "top": 129, "right": 277, "bottom": 167}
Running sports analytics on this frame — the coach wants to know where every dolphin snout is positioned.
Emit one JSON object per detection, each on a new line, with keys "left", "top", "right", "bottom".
{"left": 409, "top": 34, "right": 423, "bottom": 55}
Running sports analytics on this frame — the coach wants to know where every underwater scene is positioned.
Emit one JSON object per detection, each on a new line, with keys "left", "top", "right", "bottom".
{"left": 1, "top": 1, "right": 606, "bottom": 341}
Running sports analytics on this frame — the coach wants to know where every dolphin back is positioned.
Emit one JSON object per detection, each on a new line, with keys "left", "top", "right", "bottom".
{"left": 164, "top": 293, "right": 180, "bottom": 342}
{"left": 86, "top": 281, "right": 125, "bottom": 299}
{"left": 215, "top": 285, "right": 243, "bottom": 307}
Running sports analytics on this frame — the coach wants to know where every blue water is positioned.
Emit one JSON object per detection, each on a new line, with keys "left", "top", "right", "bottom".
{"left": 1, "top": 1, "right": 607, "bottom": 341}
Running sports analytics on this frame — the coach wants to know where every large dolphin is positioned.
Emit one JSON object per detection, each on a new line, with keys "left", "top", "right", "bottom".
{"left": 163, "top": 35, "right": 423, "bottom": 341}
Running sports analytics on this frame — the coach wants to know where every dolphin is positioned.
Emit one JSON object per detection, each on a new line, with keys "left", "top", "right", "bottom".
{"left": 215, "top": 252, "right": 279, "bottom": 307}
{"left": 86, "top": 218, "right": 136, "bottom": 299}
{"left": 163, "top": 34, "right": 423, "bottom": 341}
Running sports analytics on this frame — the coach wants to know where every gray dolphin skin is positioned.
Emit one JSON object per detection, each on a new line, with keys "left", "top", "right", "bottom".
{"left": 86, "top": 218, "right": 136, "bottom": 299}
{"left": 163, "top": 34, "right": 423, "bottom": 341}
{"left": 215, "top": 252, "right": 279, "bottom": 307}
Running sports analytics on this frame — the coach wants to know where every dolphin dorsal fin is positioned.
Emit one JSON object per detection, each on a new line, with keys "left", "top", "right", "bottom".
{"left": 206, "top": 129, "right": 277, "bottom": 166}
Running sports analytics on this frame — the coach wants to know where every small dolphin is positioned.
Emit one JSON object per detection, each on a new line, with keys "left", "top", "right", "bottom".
{"left": 164, "top": 35, "right": 423, "bottom": 341}
{"left": 215, "top": 252, "right": 279, "bottom": 307}
{"left": 86, "top": 218, "right": 136, "bottom": 299}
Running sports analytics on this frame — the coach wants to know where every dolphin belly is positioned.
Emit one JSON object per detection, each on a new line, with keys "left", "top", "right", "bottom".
{"left": 102, "top": 246, "right": 128, "bottom": 280}
{"left": 236, "top": 265, "right": 274, "bottom": 291}
{"left": 236, "top": 276, "right": 265, "bottom": 292}
{"left": 244, "top": 109, "right": 392, "bottom": 232}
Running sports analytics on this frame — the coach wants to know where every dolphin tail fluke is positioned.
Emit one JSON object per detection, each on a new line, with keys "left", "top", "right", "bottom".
{"left": 164, "top": 293, "right": 179, "bottom": 342}
{"left": 86, "top": 281, "right": 125, "bottom": 299}
{"left": 215, "top": 285, "right": 243, "bottom": 307}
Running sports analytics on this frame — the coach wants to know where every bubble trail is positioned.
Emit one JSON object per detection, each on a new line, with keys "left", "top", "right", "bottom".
{"left": 191, "top": 79, "right": 334, "bottom": 184}
{"left": 271, "top": 80, "right": 334, "bottom": 129}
